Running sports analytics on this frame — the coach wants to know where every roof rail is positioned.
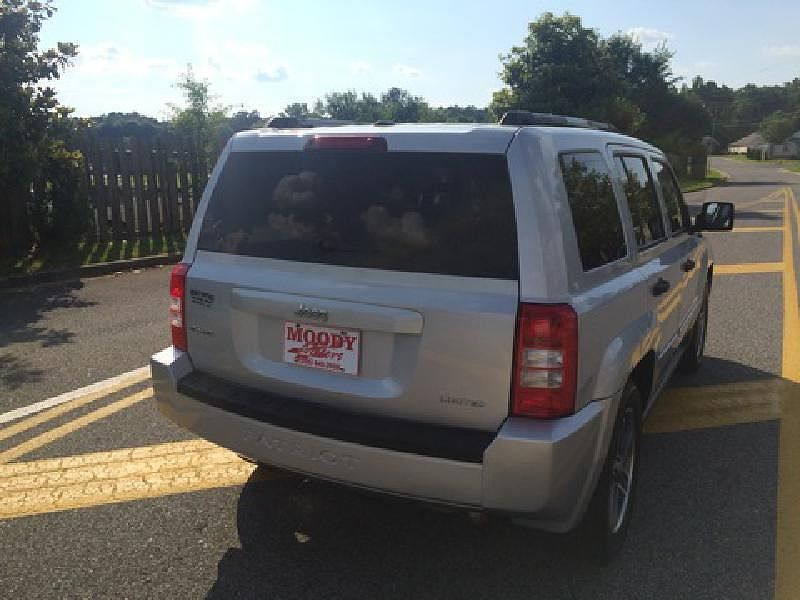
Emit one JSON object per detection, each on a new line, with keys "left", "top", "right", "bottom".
{"left": 266, "top": 117, "right": 309, "bottom": 129}
{"left": 265, "top": 116, "right": 353, "bottom": 129}
{"left": 499, "top": 110, "right": 618, "bottom": 132}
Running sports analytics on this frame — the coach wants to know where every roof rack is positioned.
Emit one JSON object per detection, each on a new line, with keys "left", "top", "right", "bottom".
{"left": 265, "top": 116, "right": 353, "bottom": 129}
{"left": 499, "top": 110, "right": 617, "bottom": 132}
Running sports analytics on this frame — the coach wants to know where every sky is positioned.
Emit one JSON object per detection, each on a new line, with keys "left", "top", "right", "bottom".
{"left": 37, "top": 0, "right": 800, "bottom": 120}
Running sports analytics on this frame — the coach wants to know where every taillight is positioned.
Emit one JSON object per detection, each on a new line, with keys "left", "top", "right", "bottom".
{"left": 304, "top": 135, "right": 387, "bottom": 151}
{"left": 511, "top": 303, "right": 578, "bottom": 419}
{"left": 169, "top": 263, "right": 190, "bottom": 352}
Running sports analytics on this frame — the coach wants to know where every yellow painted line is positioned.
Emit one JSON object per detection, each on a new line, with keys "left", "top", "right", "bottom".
{"left": 0, "top": 440, "right": 286, "bottom": 520}
{"left": 783, "top": 187, "right": 800, "bottom": 380}
{"left": 777, "top": 187, "right": 800, "bottom": 600}
{"left": 715, "top": 262, "right": 784, "bottom": 275}
{"left": 0, "top": 389, "right": 153, "bottom": 465}
{"left": 742, "top": 188, "right": 787, "bottom": 206}
{"left": 0, "top": 378, "right": 146, "bottom": 444}
{"left": 731, "top": 226, "right": 783, "bottom": 233}
{"left": 644, "top": 379, "right": 787, "bottom": 434}
{"left": 737, "top": 189, "right": 785, "bottom": 208}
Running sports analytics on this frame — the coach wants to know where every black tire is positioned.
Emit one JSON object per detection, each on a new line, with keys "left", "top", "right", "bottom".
{"left": 680, "top": 284, "right": 710, "bottom": 373}
{"left": 580, "top": 379, "right": 643, "bottom": 563}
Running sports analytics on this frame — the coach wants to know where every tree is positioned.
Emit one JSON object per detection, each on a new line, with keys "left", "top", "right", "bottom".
{"left": 169, "top": 65, "right": 229, "bottom": 158}
{"left": 489, "top": 12, "right": 709, "bottom": 153}
{"left": 380, "top": 87, "right": 430, "bottom": 122}
{"left": 0, "top": 0, "right": 79, "bottom": 253}
{"left": 281, "top": 102, "right": 321, "bottom": 119}
{"left": 759, "top": 110, "right": 799, "bottom": 143}
{"left": 490, "top": 13, "right": 612, "bottom": 120}
{"left": 426, "top": 105, "right": 491, "bottom": 123}
{"left": 313, "top": 91, "right": 385, "bottom": 122}
{"left": 89, "top": 112, "right": 164, "bottom": 139}
{"left": 286, "top": 88, "right": 485, "bottom": 124}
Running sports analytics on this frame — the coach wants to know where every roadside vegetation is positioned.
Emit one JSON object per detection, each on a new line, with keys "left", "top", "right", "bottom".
{"left": 679, "top": 168, "right": 729, "bottom": 193}
{"left": 0, "top": 233, "right": 186, "bottom": 279}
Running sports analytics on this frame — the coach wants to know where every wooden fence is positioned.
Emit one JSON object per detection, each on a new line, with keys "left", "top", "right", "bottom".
{"left": 80, "top": 135, "right": 212, "bottom": 242}
{"left": 2, "top": 136, "right": 707, "bottom": 252}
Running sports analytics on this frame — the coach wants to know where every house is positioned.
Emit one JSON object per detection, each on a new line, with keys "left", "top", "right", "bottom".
{"left": 766, "top": 130, "right": 800, "bottom": 159}
{"left": 728, "top": 132, "right": 765, "bottom": 154}
{"left": 729, "top": 130, "right": 800, "bottom": 159}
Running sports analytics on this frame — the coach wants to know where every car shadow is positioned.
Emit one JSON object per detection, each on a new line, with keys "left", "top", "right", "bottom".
{"left": 669, "top": 356, "right": 778, "bottom": 388}
{"left": 732, "top": 210, "right": 782, "bottom": 221}
{"left": 208, "top": 474, "right": 582, "bottom": 600}
{"left": 207, "top": 357, "right": 785, "bottom": 599}
{"left": 718, "top": 180, "right": 788, "bottom": 187}
{"left": 0, "top": 279, "right": 95, "bottom": 349}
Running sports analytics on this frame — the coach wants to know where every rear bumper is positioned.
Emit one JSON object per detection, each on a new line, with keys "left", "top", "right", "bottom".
{"left": 151, "top": 347, "right": 617, "bottom": 532}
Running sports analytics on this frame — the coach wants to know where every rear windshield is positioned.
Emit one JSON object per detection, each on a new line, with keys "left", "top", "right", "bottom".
{"left": 197, "top": 151, "right": 518, "bottom": 279}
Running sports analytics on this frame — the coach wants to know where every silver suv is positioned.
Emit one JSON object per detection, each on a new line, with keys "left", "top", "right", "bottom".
{"left": 151, "top": 112, "right": 734, "bottom": 558}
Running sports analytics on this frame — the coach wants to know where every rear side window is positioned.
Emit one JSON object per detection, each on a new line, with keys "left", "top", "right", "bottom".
{"left": 197, "top": 151, "right": 518, "bottom": 279}
{"left": 651, "top": 160, "right": 687, "bottom": 233}
{"left": 614, "top": 155, "right": 666, "bottom": 248}
{"left": 559, "top": 152, "right": 627, "bottom": 271}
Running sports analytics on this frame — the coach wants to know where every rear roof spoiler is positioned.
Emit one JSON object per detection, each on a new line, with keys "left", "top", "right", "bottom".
{"left": 266, "top": 117, "right": 353, "bottom": 129}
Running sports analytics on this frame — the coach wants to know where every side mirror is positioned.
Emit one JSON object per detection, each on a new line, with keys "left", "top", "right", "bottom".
{"left": 694, "top": 201, "right": 735, "bottom": 231}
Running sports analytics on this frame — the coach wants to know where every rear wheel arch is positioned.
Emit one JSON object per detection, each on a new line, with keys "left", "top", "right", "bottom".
{"left": 590, "top": 313, "right": 653, "bottom": 402}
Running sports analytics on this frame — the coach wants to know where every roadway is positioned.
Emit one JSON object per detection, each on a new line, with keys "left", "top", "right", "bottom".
{"left": 0, "top": 156, "right": 797, "bottom": 599}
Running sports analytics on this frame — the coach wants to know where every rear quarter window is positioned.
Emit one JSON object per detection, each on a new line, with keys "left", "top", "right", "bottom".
{"left": 197, "top": 151, "right": 519, "bottom": 279}
{"left": 614, "top": 155, "right": 666, "bottom": 248}
{"left": 651, "top": 159, "right": 688, "bottom": 234}
{"left": 559, "top": 151, "right": 627, "bottom": 271}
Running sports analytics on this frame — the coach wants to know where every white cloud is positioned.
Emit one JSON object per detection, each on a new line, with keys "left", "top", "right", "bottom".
{"left": 145, "top": 0, "right": 214, "bottom": 7}
{"left": 393, "top": 64, "right": 422, "bottom": 78}
{"left": 763, "top": 45, "right": 800, "bottom": 57}
{"left": 626, "top": 27, "right": 674, "bottom": 49}
{"left": 143, "top": 0, "right": 256, "bottom": 21}
{"left": 73, "top": 43, "right": 180, "bottom": 78}
{"left": 351, "top": 60, "right": 372, "bottom": 75}
{"left": 196, "top": 41, "right": 288, "bottom": 84}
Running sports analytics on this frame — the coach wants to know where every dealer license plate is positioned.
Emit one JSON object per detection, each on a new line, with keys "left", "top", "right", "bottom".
{"left": 283, "top": 322, "right": 360, "bottom": 375}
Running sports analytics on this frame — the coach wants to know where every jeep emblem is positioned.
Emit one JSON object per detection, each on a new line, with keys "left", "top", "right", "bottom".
{"left": 294, "top": 304, "right": 329, "bottom": 322}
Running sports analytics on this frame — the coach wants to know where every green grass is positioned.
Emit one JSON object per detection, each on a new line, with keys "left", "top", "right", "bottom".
{"left": 679, "top": 168, "right": 728, "bottom": 193}
{"left": 0, "top": 233, "right": 186, "bottom": 279}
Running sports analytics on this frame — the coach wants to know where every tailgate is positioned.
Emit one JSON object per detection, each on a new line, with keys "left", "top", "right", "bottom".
{"left": 185, "top": 147, "right": 519, "bottom": 431}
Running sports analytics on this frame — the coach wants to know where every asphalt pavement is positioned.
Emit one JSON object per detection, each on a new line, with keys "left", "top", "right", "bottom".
{"left": 0, "top": 156, "right": 798, "bottom": 599}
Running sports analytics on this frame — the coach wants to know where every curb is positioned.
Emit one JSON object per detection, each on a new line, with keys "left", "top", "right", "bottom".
{"left": 0, "top": 254, "right": 182, "bottom": 291}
